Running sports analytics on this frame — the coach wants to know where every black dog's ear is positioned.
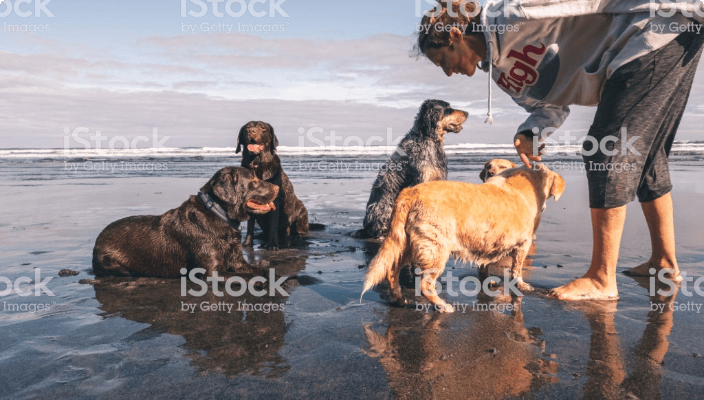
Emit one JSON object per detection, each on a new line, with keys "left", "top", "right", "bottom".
{"left": 236, "top": 124, "right": 248, "bottom": 154}
{"left": 203, "top": 168, "right": 248, "bottom": 220}
{"left": 417, "top": 100, "right": 443, "bottom": 137}
{"left": 268, "top": 123, "right": 278, "bottom": 154}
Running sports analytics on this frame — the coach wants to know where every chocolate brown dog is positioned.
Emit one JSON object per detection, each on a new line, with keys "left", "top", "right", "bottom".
{"left": 237, "top": 121, "right": 309, "bottom": 250}
{"left": 92, "top": 167, "right": 278, "bottom": 278}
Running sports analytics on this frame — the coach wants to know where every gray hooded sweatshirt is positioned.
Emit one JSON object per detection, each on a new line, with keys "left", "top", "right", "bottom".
{"left": 477, "top": 0, "right": 703, "bottom": 135}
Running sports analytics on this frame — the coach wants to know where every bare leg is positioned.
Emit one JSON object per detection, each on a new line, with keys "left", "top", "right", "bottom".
{"left": 549, "top": 206, "right": 624, "bottom": 300}
{"left": 624, "top": 193, "right": 682, "bottom": 282}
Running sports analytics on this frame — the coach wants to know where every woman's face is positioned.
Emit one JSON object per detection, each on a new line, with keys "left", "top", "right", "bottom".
{"left": 424, "top": 34, "right": 484, "bottom": 77}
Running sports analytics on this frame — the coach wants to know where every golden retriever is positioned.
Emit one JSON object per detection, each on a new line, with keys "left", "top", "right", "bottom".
{"left": 480, "top": 159, "right": 517, "bottom": 182}
{"left": 361, "top": 164, "right": 565, "bottom": 312}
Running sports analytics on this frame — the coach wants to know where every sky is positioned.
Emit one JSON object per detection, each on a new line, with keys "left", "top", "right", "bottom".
{"left": 1, "top": 0, "right": 703, "bottom": 149}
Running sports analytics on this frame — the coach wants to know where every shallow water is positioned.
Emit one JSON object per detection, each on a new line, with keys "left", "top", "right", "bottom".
{"left": 1, "top": 151, "right": 703, "bottom": 399}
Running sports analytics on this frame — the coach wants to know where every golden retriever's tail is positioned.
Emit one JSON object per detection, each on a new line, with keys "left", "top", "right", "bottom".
{"left": 360, "top": 191, "right": 413, "bottom": 302}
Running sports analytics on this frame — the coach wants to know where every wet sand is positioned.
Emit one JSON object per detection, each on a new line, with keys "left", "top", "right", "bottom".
{"left": 1, "top": 156, "right": 703, "bottom": 399}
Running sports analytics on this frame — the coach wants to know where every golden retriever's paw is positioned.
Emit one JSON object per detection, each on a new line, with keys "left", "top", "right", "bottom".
{"left": 516, "top": 279, "right": 534, "bottom": 294}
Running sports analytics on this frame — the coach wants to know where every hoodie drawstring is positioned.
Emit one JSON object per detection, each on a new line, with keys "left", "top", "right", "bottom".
{"left": 485, "top": 40, "right": 494, "bottom": 124}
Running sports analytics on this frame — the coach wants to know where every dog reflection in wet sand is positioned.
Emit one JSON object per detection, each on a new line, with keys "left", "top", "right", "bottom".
{"left": 362, "top": 164, "right": 565, "bottom": 312}
{"left": 362, "top": 297, "right": 559, "bottom": 399}
{"left": 93, "top": 251, "right": 309, "bottom": 378}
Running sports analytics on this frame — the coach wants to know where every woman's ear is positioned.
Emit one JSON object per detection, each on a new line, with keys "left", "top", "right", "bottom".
{"left": 449, "top": 26, "right": 464, "bottom": 45}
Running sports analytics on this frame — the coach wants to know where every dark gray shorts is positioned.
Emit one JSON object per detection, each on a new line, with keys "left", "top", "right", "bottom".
{"left": 583, "top": 29, "right": 704, "bottom": 208}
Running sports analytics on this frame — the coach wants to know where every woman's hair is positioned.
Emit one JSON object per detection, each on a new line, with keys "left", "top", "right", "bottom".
{"left": 414, "top": 0, "right": 482, "bottom": 56}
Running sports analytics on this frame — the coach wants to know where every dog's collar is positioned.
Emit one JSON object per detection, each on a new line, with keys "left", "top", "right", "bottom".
{"left": 196, "top": 192, "right": 241, "bottom": 230}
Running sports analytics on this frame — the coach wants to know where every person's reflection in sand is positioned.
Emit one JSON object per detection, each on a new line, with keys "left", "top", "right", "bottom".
{"left": 93, "top": 251, "right": 309, "bottom": 379}
{"left": 362, "top": 295, "right": 559, "bottom": 400}
{"left": 573, "top": 278, "right": 679, "bottom": 400}
{"left": 622, "top": 278, "right": 680, "bottom": 400}
{"left": 571, "top": 301, "right": 626, "bottom": 400}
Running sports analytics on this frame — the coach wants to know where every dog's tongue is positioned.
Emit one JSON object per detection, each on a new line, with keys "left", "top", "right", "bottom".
{"left": 248, "top": 201, "right": 276, "bottom": 211}
{"left": 248, "top": 144, "right": 265, "bottom": 152}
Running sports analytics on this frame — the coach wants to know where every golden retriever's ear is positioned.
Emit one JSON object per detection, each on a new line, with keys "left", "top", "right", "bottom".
{"left": 479, "top": 166, "right": 487, "bottom": 182}
{"left": 550, "top": 172, "right": 566, "bottom": 201}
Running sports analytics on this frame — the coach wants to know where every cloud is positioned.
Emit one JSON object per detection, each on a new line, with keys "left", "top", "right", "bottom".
{"left": 2, "top": 31, "right": 703, "bottom": 148}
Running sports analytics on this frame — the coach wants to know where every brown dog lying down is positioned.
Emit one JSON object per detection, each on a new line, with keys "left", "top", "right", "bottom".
{"left": 480, "top": 159, "right": 517, "bottom": 182}
{"left": 362, "top": 164, "right": 565, "bottom": 312}
{"left": 92, "top": 167, "right": 279, "bottom": 278}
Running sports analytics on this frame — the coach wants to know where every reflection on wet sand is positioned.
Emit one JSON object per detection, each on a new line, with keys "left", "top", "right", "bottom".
{"left": 362, "top": 296, "right": 559, "bottom": 400}
{"left": 93, "top": 249, "right": 309, "bottom": 379}
{"left": 572, "top": 278, "right": 680, "bottom": 400}
{"left": 622, "top": 279, "right": 679, "bottom": 400}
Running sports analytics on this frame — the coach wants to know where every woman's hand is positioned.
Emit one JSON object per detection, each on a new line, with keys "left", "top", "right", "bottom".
{"left": 514, "top": 132, "right": 545, "bottom": 167}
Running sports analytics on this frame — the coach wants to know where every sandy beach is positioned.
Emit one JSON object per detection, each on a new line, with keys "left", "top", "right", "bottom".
{"left": 1, "top": 150, "right": 703, "bottom": 399}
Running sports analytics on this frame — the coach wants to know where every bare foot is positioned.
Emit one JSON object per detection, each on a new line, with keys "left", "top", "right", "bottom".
{"left": 623, "top": 259, "right": 682, "bottom": 282}
{"left": 548, "top": 277, "right": 618, "bottom": 301}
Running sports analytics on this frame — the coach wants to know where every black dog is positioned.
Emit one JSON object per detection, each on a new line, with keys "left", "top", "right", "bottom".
{"left": 237, "top": 121, "right": 309, "bottom": 250}
{"left": 92, "top": 167, "right": 278, "bottom": 278}
{"left": 360, "top": 100, "right": 468, "bottom": 239}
